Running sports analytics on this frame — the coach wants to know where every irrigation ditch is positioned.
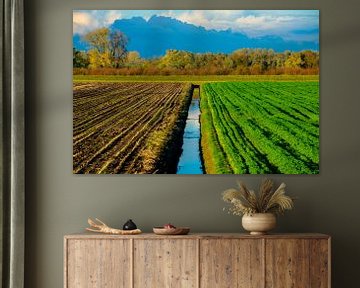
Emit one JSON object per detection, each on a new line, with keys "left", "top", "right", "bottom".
{"left": 176, "top": 84, "right": 204, "bottom": 174}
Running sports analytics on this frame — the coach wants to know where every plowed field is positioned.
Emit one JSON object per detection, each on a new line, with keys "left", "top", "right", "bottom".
{"left": 73, "top": 82, "right": 192, "bottom": 174}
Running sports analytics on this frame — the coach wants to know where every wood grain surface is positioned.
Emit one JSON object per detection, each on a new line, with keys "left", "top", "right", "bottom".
{"left": 309, "top": 239, "right": 330, "bottom": 288}
{"left": 66, "top": 239, "right": 131, "bottom": 288}
{"left": 133, "top": 239, "right": 198, "bottom": 288}
{"left": 64, "top": 233, "right": 330, "bottom": 288}
{"left": 265, "top": 239, "right": 310, "bottom": 287}
{"left": 65, "top": 233, "right": 330, "bottom": 240}
{"left": 200, "top": 239, "right": 264, "bottom": 288}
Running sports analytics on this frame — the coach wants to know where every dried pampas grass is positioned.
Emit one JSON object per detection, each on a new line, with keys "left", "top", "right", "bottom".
{"left": 222, "top": 179, "right": 294, "bottom": 216}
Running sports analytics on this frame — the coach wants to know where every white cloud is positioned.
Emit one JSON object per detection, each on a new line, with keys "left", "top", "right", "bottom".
{"left": 171, "top": 10, "right": 318, "bottom": 40}
{"left": 104, "top": 11, "right": 122, "bottom": 25}
{"left": 73, "top": 10, "right": 122, "bottom": 34}
{"left": 235, "top": 15, "right": 296, "bottom": 35}
{"left": 173, "top": 10, "right": 319, "bottom": 41}
{"left": 177, "top": 11, "right": 210, "bottom": 27}
{"left": 73, "top": 12, "right": 98, "bottom": 34}
{"left": 170, "top": 11, "right": 239, "bottom": 31}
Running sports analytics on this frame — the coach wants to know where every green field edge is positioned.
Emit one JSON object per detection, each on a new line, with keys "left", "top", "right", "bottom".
{"left": 74, "top": 74, "right": 319, "bottom": 84}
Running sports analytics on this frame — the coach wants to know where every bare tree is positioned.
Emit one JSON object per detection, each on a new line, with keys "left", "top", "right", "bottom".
{"left": 109, "top": 30, "right": 128, "bottom": 68}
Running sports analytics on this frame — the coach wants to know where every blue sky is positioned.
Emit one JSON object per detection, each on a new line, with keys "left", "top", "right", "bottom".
{"left": 73, "top": 10, "right": 319, "bottom": 42}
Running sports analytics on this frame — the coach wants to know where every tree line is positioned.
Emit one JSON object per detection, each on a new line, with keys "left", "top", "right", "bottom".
{"left": 73, "top": 27, "right": 319, "bottom": 75}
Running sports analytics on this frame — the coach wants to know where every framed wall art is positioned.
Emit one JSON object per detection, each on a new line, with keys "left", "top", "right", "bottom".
{"left": 73, "top": 10, "right": 319, "bottom": 175}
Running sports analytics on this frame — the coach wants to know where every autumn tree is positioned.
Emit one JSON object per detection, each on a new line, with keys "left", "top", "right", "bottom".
{"left": 159, "top": 50, "right": 194, "bottom": 69}
{"left": 126, "top": 51, "right": 142, "bottom": 67}
{"left": 83, "top": 28, "right": 128, "bottom": 68}
{"left": 87, "top": 50, "right": 112, "bottom": 68}
{"left": 109, "top": 30, "right": 128, "bottom": 68}
{"left": 231, "top": 49, "right": 252, "bottom": 67}
{"left": 285, "top": 52, "right": 304, "bottom": 68}
{"left": 300, "top": 50, "right": 319, "bottom": 68}
{"left": 84, "top": 28, "right": 111, "bottom": 68}
{"left": 84, "top": 27, "right": 109, "bottom": 54}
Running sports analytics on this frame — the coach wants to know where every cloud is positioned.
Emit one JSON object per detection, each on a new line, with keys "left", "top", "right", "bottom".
{"left": 170, "top": 10, "right": 319, "bottom": 42}
{"left": 103, "top": 11, "right": 122, "bottom": 25}
{"left": 73, "top": 10, "right": 122, "bottom": 34}
{"left": 171, "top": 10, "right": 245, "bottom": 31}
{"left": 176, "top": 11, "right": 211, "bottom": 28}
{"left": 73, "top": 12, "right": 98, "bottom": 34}
{"left": 171, "top": 10, "right": 318, "bottom": 38}
{"left": 235, "top": 15, "right": 297, "bottom": 35}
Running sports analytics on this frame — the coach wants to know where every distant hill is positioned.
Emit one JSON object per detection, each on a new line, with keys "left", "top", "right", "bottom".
{"left": 73, "top": 15, "right": 319, "bottom": 58}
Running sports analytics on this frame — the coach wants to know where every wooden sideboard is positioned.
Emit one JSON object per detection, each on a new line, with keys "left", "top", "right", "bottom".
{"left": 64, "top": 233, "right": 330, "bottom": 288}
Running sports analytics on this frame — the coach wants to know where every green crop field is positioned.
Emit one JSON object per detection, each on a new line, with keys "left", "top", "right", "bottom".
{"left": 201, "top": 81, "right": 319, "bottom": 174}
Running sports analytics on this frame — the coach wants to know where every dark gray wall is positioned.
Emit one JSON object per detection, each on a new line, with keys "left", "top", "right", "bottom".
{"left": 24, "top": 0, "right": 360, "bottom": 287}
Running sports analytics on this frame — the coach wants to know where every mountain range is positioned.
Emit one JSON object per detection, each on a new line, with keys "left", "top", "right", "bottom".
{"left": 73, "top": 15, "right": 319, "bottom": 58}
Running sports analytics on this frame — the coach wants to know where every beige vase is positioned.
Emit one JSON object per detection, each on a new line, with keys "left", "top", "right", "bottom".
{"left": 242, "top": 213, "right": 276, "bottom": 235}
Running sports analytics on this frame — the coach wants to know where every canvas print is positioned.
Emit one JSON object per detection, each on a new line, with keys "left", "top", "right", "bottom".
{"left": 73, "top": 10, "right": 319, "bottom": 174}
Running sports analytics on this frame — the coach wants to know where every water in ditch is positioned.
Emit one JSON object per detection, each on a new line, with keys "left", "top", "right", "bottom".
{"left": 176, "top": 89, "right": 204, "bottom": 174}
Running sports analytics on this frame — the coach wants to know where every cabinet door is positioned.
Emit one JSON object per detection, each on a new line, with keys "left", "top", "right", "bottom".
{"left": 309, "top": 239, "right": 330, "bottom": 288}
{"left": 134, "top": 239, "right": 198, "bottom": 288}
{"left": 200, "top": 239, "right": 264, "bottom": 288}
{"left": 266, "top": 239, "right": 309, "bottom": 287}
{"left": 66, "top": 239, "right": 131, "bottom": 288}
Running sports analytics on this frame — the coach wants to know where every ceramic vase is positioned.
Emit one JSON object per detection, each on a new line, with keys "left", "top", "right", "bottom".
{"left": 242, "top": 213, "right": 276, "bottom": 235}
